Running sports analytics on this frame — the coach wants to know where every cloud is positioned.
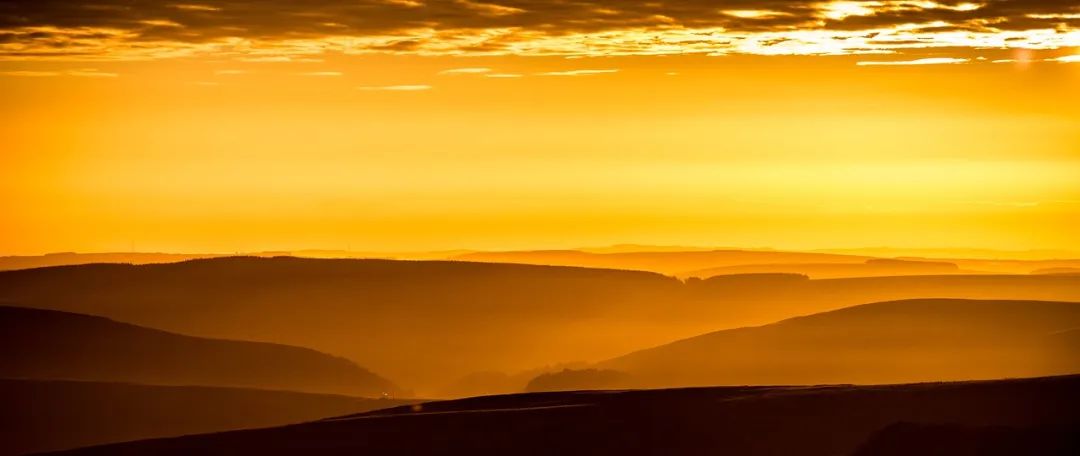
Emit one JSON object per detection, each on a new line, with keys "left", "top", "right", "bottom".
{"left": 0, "top": 70, "right": 61, "bottom": 77}
{"left": 0, "top": 1, "right": 1077, "bottom": 60}
{"left": 139, "top": 19, "right": 184, "bottom": 28}
{"left": 214, "top": 69, "right": 248, "bottom": 75}
{"left": 856, "top": 57, "right": 970, "bottom": 65}
{"left": 440, "top": 67, "right": 493, "bottom": 74}
{"left": 237, "top": 56, "right": 323, "bottom": 63}
{"left": 357, "top": 84, "right": 432, "bottom": 91}
{"left": 537, "top": 69, "right": 619, "bottom": 76}
{"left": 170, "top": 4, "right": 222, "bottom": 12}
{"left": 722, "top": 10, "right": 791, "bottom": 19}
{"left": 992, "top": 54, "right": 1080, "bottom": 63}
{"left": 67, "top": 69, "right": 119, "bottom": 77}
{"left": 1, "top": 68, "right": 118, "bottom": 77}
{"left": 454, "top": 0, "right": 525, "bottom": 17}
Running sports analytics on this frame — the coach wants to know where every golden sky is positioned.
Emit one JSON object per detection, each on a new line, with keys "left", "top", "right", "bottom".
{"left": 1, "top": 1, "right": 1078, "bottom": 254}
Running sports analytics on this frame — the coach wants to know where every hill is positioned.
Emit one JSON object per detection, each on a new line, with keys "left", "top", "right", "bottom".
{"left": 0, "top": 378, "right": 414, "bottom": 456}
{"left": 600, "top": 299, "right": 1080, "bottom": 388}
{"left": 2, "top": 258, "right": 1080, "bottom": 395}
{"left": 455, "top": 248, "right": 1080, "bottom": 275}
{"left": 524, "top": 368, "right": 632, "bottom": 392}
{"left": 0, "top": 258, "right": 684, "bottom": 394}
{"left": 45, "top": 375, "right": 1080, "bottom": 456}
{"left": 0, "top": 306, "right": 399, "bottom": 397}
{"left": 850, "top": 422, "right": 1079, "bottom": 456}
{"left": 681, "top": 258, "right": 970, "bottom": 279}
{"left": 0, "top": 253, "right": 224, "bottom": 271}
{"left": 452, "top": 249, "right": 872, "bottom": 274}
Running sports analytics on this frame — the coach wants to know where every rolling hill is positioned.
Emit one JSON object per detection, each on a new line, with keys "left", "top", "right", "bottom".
{"left": 0, "top": 253, "right": 224, "bottom": 272}
{"left": 680, "top": 258, "right": 972, "bottom": 279}
{"left": 44, "top": 375, "right": 1080, "bottom": 456}
{"left": 452, "top": 249, "right": 873, "bottom": 274}
{"left": 2, "top": 258, "right": 1080, "bottom": 395}
{"left": 455, "top": 248, "right": 1080, "bottom": 276}
{"left": 0, "top": 306, "right": 399, "bottom": 397}
{"left": 599, "top": 299, "right": 1080, "bottom": 388}
{"left": 0, "top": 378, "right": 415, "bottom": 456}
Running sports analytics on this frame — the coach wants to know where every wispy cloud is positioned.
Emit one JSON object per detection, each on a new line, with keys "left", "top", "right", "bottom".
{"left": 139, "top": 19, "right": 184, "bottom": 28}
{"left": 170, "top": 4, "right": 222, "bottom": 12}
{"left": 238, "top": 56, "right": 322, "bottom": 63}
{"left": 537, "top": 69, "right": 619, "bottom": 76}
{"left": 357, "top": 84, "right": 432, "bottom": 91}
{"left": 385, "top": 0, "right": 424, "bottom": 8}
{"left": 2, "top": 69, "right": 118, "bottom": 77}
{"left": 440, "top": 67, "right": 492, "bottom": 75}
{"left": 0, "top": 70, "right": 61, "bottom": 77}
{"left": 1, "top": 1, "right": 1078, "bottom": 60}
{"left": 722, "top": 10, "right": 790, "bottom": 19}
{"left": 455, "top": 0, "right": 524, "bottom": 17}
{"left": 856, "top": 57, "right": 969, "bottom": 66}
{"left": 993, "top": 54, "right": 1080, "bottom": 64}
{"left": 67, "top": 69, "right": 119, "bottom": 77}
{"left": 214, "top": 69, "right": 248, "bottom": 75}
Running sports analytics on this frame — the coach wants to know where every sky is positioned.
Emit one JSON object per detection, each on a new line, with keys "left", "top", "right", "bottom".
{"left": 1, "top": 1, "right": 1078, "bottom": 255}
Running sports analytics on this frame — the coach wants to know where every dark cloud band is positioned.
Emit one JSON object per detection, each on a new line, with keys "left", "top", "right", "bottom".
{"left": 0, "top": 1, "right": 1076, "bottom": 59}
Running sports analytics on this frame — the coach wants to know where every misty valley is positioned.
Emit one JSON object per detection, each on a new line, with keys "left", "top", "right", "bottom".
{"left": 1, "top": 251, "right": 1077, "bottom": 455}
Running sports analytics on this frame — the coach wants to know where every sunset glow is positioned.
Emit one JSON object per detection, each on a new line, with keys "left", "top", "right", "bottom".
{"left": 2, "top": 1, "right": 1078, "bottom": 255}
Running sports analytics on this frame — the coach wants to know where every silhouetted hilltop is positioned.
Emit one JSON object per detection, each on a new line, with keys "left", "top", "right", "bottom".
{"left": 850, "top": 422, "right": 1079, "bottom": 456}
{"left": 682, "top": 258, "right": 968, "bottom": 279}
{"left": 1032, "top": 267, "right": 1080, "bottom": 275}
{"left": 818, "top": 247, "right": 1080, "bottom": 261}
{"left": 3, "top": 257, "right": 1080, "bottom": 396}
{"left": 4, "top": 248, "right": 1077, "bottom": 276}
{"left": 45, "top": 375, "right": 1080, "bottom": 456}
{"left": 0, "top": 257, "right": 683, "bottom": 394}
{"left": 0, "top": 378, "right": 416, "bottom": 456}
{"left": 453, "top": 249, "right": 872, "bottom": 274}
{"left": 602, "top": 299, "right": 1080, "bottom": 388}
{"left": 435, "top": 362, "right": 589, "bottom": 398}
{"left": 0, "top": 306, "right": 399, "bottom": 397}
{"left": 685, "top": 273, "right": 1080, "bottom": 326}
{"left": 525, "top": 368, "right": 632, "bottom": 392}
{"left": 456, "top": 248, "right": 1080, "bottom": 275}
{"left": 0, "top": 252, "right": 224, "bottom": 271}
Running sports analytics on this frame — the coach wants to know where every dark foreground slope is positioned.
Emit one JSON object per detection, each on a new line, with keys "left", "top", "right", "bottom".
{"left": 850, "top": 422, "right": 1079, "bottom": 456}
{"left": 3, "top": 258, "right": 1079, "bottom": 395}
{"left": 48, "top": 376, "right": 1080, "bottom": 456}
{"left": 0, "top": 379, "right": 415, "bottom": 456}
{"left": 602, "top": 299, "right": 1080, "bottom": 388}
{"left": 0, "top": 306, "right": 398, "bottom": 397}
